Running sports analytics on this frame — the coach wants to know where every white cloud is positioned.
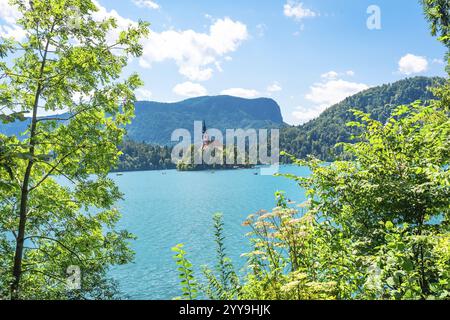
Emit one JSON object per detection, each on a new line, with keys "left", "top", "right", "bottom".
{"left": 88, "top": 3, "right": 248, "bottom": 81}
{"left": 221, "top": 88, "right": 260, "bottom": 98}
{"left": 132, "top": 0, "right": 160, "bottom": 10}
{"left": 321, "top": 70, "right": 355, "bottom": 80}
{"left": 0, "top": 0, "right": 20, "bottom": 24}
{"left": 0, "top": 1, "right": 138, "bottom": 44}
{"left": 215, "top": 62, "right": 224, "bottom": 73}
{"left": 292, "top": 76, "right": 369, "bottom": 124}
{"left": 0, "top": 0, "right": 26, "bottom": 40}
{"left": 140, "top": 18, "right": 248, "bottom": 81}
{"left": 292, "top": 106, "right": 324, "bottom": 124}
{"left": 267, "top": 82, "right": 282, "bottom": 93}
{"left": 73, "top": 91, "right": 93, "bottom": 102}
{"left": 135, "top": 88, "right": 153, "bottom": 100}
{"left": 0, "top": 24, "right": 26, "bottom": 40}
{"left": 321, "top": 71, "right": 339, "bottom": 80}
{"left": 284, "top": 1, "right": 317, "bottom": 20}
{"left": 173, "top": 82, "right": 208, "bottom": 97}
{"left": 398, "top": 54, "right": 428, "bottom": 75}
{"left": 306, "top": 79, "right": 369, "bottom": 107}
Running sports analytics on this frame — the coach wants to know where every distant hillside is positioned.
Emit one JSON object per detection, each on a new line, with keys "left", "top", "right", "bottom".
{"left": 280, "top": 76, "right": 444, "bottom": 161}
{"left": 2, "top": 77, "right": 443, "bottom": 170}
{"left": 128, "top": 95, "right": 284, "bottom": 145}
{"left": 0, "top": 95, "right": 284, "bottom": 145}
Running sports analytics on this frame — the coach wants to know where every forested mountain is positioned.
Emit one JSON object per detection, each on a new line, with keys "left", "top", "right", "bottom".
{"left": 114, "top": 77, "right": 444, "bottom": 171}
{"left": 0, "top": 95, "right": 284, "bottom": 145}
{"left": 280, "top": 76, "right": 444, "bottom": 161}
{"left": 1, "top": 77, "right": 443, "bottom": 171}
{"left": 128, "top": 95, "right": 284, "bottom": 145}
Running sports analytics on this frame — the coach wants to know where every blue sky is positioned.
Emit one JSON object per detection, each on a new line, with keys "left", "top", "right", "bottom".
{"left": 1, "top": 0, "right": 447, "bottom": 124}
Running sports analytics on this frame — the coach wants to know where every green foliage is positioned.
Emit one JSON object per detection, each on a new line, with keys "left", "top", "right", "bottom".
{"left": 172, "top": 214, "right": 240, "bottom": 300}
{"left": 0, "top": 0, "right": 149, "bottom": 299}
{"left": 173, "top": 99, "right": 449, "bottom": 300}
{"left": 275, "top": 191, "right": 288, "bottom": 208}
{"left": 422, "top": 0, "right": 450, "bottom": 70}
{"left": 201, "top": 213, "right": 240, "bottom": 300}
{"left": 0, "top": 112, "right": 26, "bottom": 124}
{"left": 173, "top": 1, "right": 450, "bottom": 300}
{"left": 246, "top": 99, "right": 449, "bottom": 300}
{"left": 423, "top": 0, "right": 450, "bottom": 42}
{"left": 280, "top": 100, "right": 449, "bottom": 300}
{"left": 363, "top": 222, "right": 450, "bottom": 300}
{"left": 116, "top": 140, "right": 175, "bottom": 172}
{"left": 172, "top": 244, "right": 198, "bottom": 300}
{"left": 240, "top": 207, "right": 338, "bottom": 300}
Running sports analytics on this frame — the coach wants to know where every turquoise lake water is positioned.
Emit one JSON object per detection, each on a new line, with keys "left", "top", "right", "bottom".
{"left": 109, "top": 165, "right": 309, "bottom": 300}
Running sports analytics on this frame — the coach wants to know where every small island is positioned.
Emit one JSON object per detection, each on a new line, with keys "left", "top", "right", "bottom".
{"left": 176, "top": 121, "right": 255, "bottom": 171}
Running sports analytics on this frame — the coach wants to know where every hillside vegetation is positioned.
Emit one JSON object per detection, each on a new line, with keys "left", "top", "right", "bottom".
{"left": 127, "top": 95, "right": 284, "bottom": 145}
{"left": 2, "top": 77, "right": 444, "bottom": 172}
{"left": 280, "top": 76, "right": 444, "bottom": 161}
{"left": 115, "top": 77, "right": 444, "bottom": 171}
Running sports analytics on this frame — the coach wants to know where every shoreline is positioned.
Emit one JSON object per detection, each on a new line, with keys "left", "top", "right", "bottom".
{"left": 111, "top": 164, "right": 289, "bottom": 175}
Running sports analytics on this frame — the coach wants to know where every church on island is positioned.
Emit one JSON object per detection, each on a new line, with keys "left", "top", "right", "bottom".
{"left": 201, "top": 120, "right": 223, "bottom": 151}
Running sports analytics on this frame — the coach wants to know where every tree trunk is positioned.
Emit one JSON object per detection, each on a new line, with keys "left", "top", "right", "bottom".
{"left": 10, "top": 89, "right": 42, "bottom": 299}
{"left": 10, "top": 166, "right": 33, "bottom": 299}
{"left": 10, "top": 24, "right": 53, "bottom": 298}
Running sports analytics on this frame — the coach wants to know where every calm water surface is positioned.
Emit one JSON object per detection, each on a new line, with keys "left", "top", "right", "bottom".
{"left": 109, "top": 165, "right": 309, "bottom": 299}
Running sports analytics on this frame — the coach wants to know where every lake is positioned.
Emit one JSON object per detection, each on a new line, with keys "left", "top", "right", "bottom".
{"left": 109, "top": 165, "right": 309, "bottom": 300}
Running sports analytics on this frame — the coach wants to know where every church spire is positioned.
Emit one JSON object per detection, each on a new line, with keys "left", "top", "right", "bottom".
{"left": 202, "top": 120, "right": 210, "bottom": 147}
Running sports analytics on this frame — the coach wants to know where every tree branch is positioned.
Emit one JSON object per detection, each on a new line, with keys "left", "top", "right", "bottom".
{"left": 24, "top": 235, "right": 85, "bottom": 265}
{"left": 28, "top": 145, "right": 83, "bottom": 193}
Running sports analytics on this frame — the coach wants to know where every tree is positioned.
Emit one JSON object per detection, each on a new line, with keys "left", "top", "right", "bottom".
{"left": 422, "top": 0, "right": 450, "bottom": 71}
{"left": 285, "top": 100, "right": 449, "bottom": 299}
{"left": 422, "top": 0, "right": 450, "bottom": 48}
{"left": 0, "top": 0, "right": 149, "bottom": 299}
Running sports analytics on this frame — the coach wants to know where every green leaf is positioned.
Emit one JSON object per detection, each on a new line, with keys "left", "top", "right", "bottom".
{"left": 385, "top": 221, "right": 394, "bottom": 230}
